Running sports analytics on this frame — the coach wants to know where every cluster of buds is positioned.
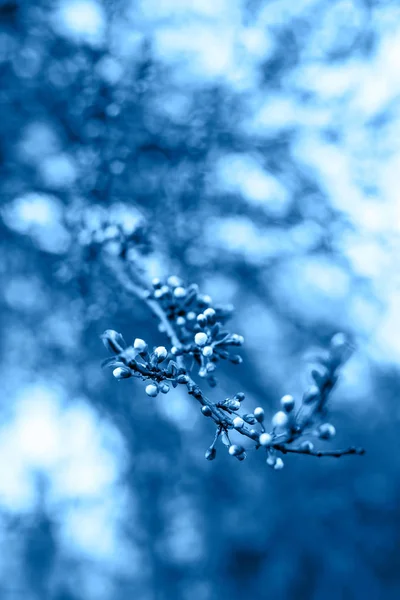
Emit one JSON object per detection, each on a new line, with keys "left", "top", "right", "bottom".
{"left": 102, "top": 271, "right": 365, "bottom": 470}
{"left": 148, "top": 276, "right": 243, "bottom": 386}
{"left": 201, "top": 332, "right": 364, "bottom": 469}
{"left": 101, "top": 330, "right": 190, "bottom": 397}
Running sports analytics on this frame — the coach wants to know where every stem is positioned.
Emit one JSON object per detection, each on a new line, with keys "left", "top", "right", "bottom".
{"left": 275, "top": 445, "right": 365, "bottom": 458}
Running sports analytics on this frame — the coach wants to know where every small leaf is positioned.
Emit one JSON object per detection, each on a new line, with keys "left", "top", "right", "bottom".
{"left": 221, "top": 432, "right": 230, "bottom": 447}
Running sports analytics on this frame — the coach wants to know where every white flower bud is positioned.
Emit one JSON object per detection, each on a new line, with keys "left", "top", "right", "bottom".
{"left": 186, "top": 311, "right": 196, "bottom": 321}
{"left": 145, "top": 384, "right": 159, "bottom": 397}
{"left": 203, "top": 307, "right": 216, "bottom": 322}
{"left": 280, "top": 394, "right": 295, "bottom": 412}
{"left": 202, "top": 345, "right": 213, "bottom": 357}
{"left": 101, "top": 330, "right": 126, "bottom": 354}
{"left": 233, "top": 416, "right": 244, "bottom": 429}
{"left": 231, "top": 334, "right": 244, "bottom": 345}
{"left": 224, "top": 398, "right": 241, "bottom": 411}
{"left": 174, "top": 286, "right": 187, "bottom": 298}
{"left": 318, "top": 423, "right": 336, "bottom": 440}
{"left": 300, "top": 441, "right": 314, "bottom": 452}
{"left": 274, "top": 457, "right": 284, "bottom": 470}
{"left": 167, "top": 276, "right": 182, "bottom": 288}
{"left": 112, "top": 367, "right": 131, "bottom": 380}
{"left": 199, "top": 294, "right": 212, "bottom": 305}
{"left": 154, "top": 346, "right": 168, "bottom": 360}
{"left": 259, "top": 432, "right": 273, "bottom": 447}
{"left": 194, "top": 332, "right": 208, "bottom": 347}
{"left": 197, "top": 314, "right": 207, "bottom": 327}
{"left": 134, "top": 338, "right": 147, "bottom": 352}
{"left": 330, "top": 332, "right": 350, "bottom": 366}
{"left": 152, "top": 278, "right": 162, "bottom": 289}
{"left": 253, "top": 407, "right": 265, "bottom": 423}
{"left": 228, "top": 444, "right": 245, "bottom": 456}
{"left": 160, "top": 383, "right": 170, "bottom": 394}
{"left": 272, "top": 411, "right": 289, "bottom": 428}
{"left": 266, "top": 455, "right": 276, "bottom": 467}
{"left": 176, "top": 316, "right": 186, "bottom": 326}
{"left": 330, "top": 332, "right": 347, "bottom": 351}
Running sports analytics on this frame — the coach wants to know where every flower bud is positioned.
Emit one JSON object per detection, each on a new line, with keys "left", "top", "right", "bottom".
{"left": 206, "top": 362, "right": 216, "bottom": 373}
{"left": 205, "top": 447, "right": 217, "bottom": 461}
{"left": 235, "top": 392, "right": 245, "bottom": 402}
{"left": 101, "top": 330, "right": 126, "bottom": 354}
{"left": 230, "top": 355, "right": 243, "bottom": 365}
{"left": 203, "top": 345, "right": 213, "bottom": 357}
{"left": 233, "top": 416, "right": 244, "bottom": 429}
{"left": 272, "top": 411, "right": 289, "bottom": 428}
{"left": 230, "top": 334, "right": 244, "bottom": 346}
{"left": 303, "top": 385, "right": 320, "bottom": 404}
{"left": 330, "top": 332, "right": 350, "bottom": 366}
{"left": 152, "top": 278, "right": 162, "bottom": 289}
{"left": 201, "top": 406, "right": 212, "bottom": 417}
{"left": 174, "top": 286, "right": 187, "bottom": 298}
{"left": 194, "top": 332, "right": 208, "bottom": 347}
{"left": 170, "top": 346, "right": 180, "bottom": 356}
{"left": 259, "top": 433, "right": 273, "bottom": 447}
{"left": 266, "top": 455, "right": 276, "bottom": 467}
{"left": 113, "top": 366, "right": 132, "bottom": 380}
{"left": 311, "top": 366, "right": 330, "bottom": 388}
{"left": 145, "top": 384, "right": 159, "bottom": 397}
{"left": 199, "top": 367, "right": 207, "bottom": 378}
{"left": 235, "top": 452, "right": 247, "bottom": 461}
{"left": 223, "top": 398, "right": 241, "bottom": 411}
{"left": 167, "top": 275, "right": 182, "bottom": 288}
{"left": 134, "top": 338, "right": 148, "bottom": 352}
{"left": 196, "top": 314, "right": 207, "bottom": 327}
{"left": 154, "top": 346, "right": 168, "bottom": 361}
{"left": 274, "top": 457, "right": 284, "bottom": 470}
{"left": 228, "top": 444, "right": 245, "bottom": 456}
{"left": 243, "top": 414, "right": 257, "bottom": 425}
{"left": 318, "top": 423, "right": 336, "bottom": 440}
{"left": 186, "top": 311, "right": 196, "bottom": 321}
{"left": 299, "top": 440, "right": 314, "bottom": 452}
{"left": 198, "top": 294, "right": 212, "bottom": 307}
{"left": 254, "top": 407, "right": 265, "bottom": 423}
{"left": 280, "top": 394, "right": 295, "bottom": 412}
{"left": 160, "top": 383, "right": 170, "bottom": 394}
{"left": 203, "top": 307, "right": 216, "bottom": 323}
{"left": 176, "top": 316, "right": 186, "bottom": 326}
{"left": 155, "top": 285, "right": 170, "bottom": 299}
{"left": 330, "top": 332, "right": 347, "bottom": 352}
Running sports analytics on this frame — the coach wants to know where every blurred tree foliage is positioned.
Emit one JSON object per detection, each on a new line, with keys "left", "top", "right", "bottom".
{"left": 1, "top": 1, "right": 400, "bottom": 599}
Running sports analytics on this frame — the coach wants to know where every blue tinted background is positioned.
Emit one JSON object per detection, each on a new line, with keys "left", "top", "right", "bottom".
{"left": 0, "top": 1, "right": 399, "bottom": 599}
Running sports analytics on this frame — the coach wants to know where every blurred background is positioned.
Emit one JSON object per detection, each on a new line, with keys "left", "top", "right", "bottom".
{"left": 1, "top": 0, "right": 400, "bottom": 598}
